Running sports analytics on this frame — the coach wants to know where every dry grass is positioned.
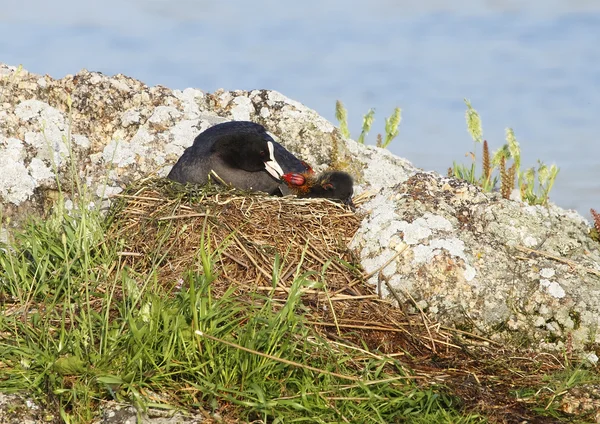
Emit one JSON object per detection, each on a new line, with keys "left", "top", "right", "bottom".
{"left": 104, "top": 178, "right": 593, "bottom": 423}
{"left": 109, "top": 179, "right": 362, "bottom": 297}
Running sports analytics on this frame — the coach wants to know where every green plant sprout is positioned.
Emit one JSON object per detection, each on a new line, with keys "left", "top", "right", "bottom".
{"left": 451, "top": 99, "right": 559, "bottom": 206}
{"left": 335, "top": 100, "right": 402, "bottom": 148}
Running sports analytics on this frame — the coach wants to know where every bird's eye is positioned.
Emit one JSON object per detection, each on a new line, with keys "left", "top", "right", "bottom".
{"left": 259, "top": 150, "right": 266, "bottom": 157}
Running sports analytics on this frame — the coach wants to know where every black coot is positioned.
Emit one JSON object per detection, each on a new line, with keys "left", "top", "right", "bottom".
{"left": 167, "top": 121, "right": 310, "bottom": 195}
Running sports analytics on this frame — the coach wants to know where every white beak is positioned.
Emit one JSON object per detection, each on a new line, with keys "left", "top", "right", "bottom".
{"left": 264, "top": 141, "right": 284, "bottom": 179}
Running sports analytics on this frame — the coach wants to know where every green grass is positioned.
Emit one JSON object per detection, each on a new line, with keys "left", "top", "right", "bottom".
{"left": 0, "top": 192, "right": 483, "bottom": 423}
{"left": 532, "top": 366, "right": 599, "bottom": 422}
{"left": 3, "top": 190, "right": 594, "bottom": 424}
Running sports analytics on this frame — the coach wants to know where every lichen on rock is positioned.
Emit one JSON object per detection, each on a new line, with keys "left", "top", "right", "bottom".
{"left": 351, "top": 172, "right": 600, "bottom": 353}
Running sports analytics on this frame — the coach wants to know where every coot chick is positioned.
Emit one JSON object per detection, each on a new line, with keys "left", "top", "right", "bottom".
{"left": 167, "top": 121, "right": 309, "bottom": 195}
{"left": 282, "top": 170, "right": 354, "bottom": 205}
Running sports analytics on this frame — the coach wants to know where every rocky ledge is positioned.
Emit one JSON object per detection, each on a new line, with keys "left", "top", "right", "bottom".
{"left": 1, "top": 63, "right": 599, "bottom": 359}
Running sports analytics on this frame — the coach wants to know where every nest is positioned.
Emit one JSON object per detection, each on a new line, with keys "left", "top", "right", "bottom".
{"left": 110, "top": 179, "right": 359, "bottom": 294}
{"left": 106, "top": 178, "right": 578, "bottom": 423}
{"left": 107, "top": 179, "right": 433, "bottom": 352}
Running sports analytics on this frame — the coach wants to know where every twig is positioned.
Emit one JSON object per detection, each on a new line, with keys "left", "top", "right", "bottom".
{"left": 307, "top": 321, "right": 403, "bottom": 332}
{"left": 117, "top": 251, "right": 143, "bottom": 257}
{"left": 515, "top": 245, "right": 600, "bottom": 276}
{"left": 110, "top": 194, "right": 167, "bottom": 201}
{"left": 157, "top": 213, "right": 211, "bottom": 221}
{"left": 364, "top": 246, "right": 408, "bottom": 280}
{"left": 195, "top": 330, "right": 361, "bottom": 381}
{"left": 218, "top": 250, "right": 249, "bottom": 269}
{"left": 209, "top": 170, "right": 228, "bottom": 186}
{"left": 231, "top": 234, "right": 273, "bottom": 282}
{"left": 396, "top": 284, "right": 437, "bottom": 353}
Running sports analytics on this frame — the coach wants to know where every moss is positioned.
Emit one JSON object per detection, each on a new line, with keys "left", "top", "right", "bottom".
{"left": 569, "top": 310, "right": 582, "bottom": 330}
{"left": 584, "top": 325, "right": 598, "bottom": 352}
{"left": 455, "top": 321, "right": 475, "bottom": 333}
{"left": 544, "top": 333, "right": 562, "bottom": 344}
{"left": 491, "top": 320, "right": 509, "bottom": 333}
{"left": 543, "top": 318, "right": 564, "bottom": 343}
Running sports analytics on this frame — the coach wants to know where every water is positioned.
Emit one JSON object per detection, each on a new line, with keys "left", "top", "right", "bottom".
{"left": 1, "top": 1, "right": 599, "bottom": 220}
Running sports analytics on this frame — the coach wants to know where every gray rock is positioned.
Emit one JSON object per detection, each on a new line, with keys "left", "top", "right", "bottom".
{"left": 1, "top": 62, "right": 599, "bottom": 357}
{"left": 351, "top": 172, "right": 600, "bottom": 354}
{"left": 93, "top": 403, "right": 206, "bottom": 424}
{"left": 0, "top": 392, "right": 207, "bottom": 423}
{"left": 0, "top": 393, "right": 53, "bottom": 423}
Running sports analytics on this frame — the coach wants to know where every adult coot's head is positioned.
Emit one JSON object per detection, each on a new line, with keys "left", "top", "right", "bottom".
{"left": 210, "top": 122, "right": 284, "bottom": 179}
{"left": 282, "top": 170, "right": 354, "bottom": 205}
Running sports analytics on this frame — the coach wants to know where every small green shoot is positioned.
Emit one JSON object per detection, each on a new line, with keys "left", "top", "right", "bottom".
{"left": 358, "top": 108, "right": 375, "bottom": 145}
{"left": 335, "top": 100, "right": 350, "bottom": 139}
{"left": 451, "top": 99, "right": 559, "bottom": 205}
{"left": 335, "top": 100, "right": 402, "bottom": 148}
{"left": 381, "top": 107, "right": 402, "bottom": 148}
